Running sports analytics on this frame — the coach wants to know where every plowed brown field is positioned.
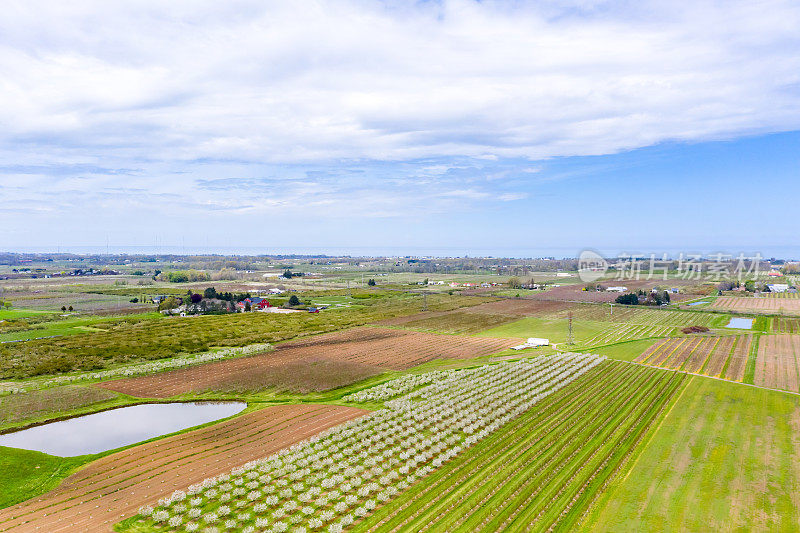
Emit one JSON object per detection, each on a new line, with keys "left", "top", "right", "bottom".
{"left": 0, "top": 404, "right": 366, "bottom": 533}
{"left": 723, "top": 334, "right": 752, "bottom": 381}
{"left": 97, "top": 327, "right": 519, "bottom": 398}
{"left": 773, "top": 318, "right": 800, "bottom": 333}
{"left": 375, "top": 311, "right": 517, "bottom": 334}
{"left": 711, "top": 296, "right": 800, "bottom": 315}
{"left": 754, "top": 334, "right": 800, "bottom": 392}
{"left": 637, "top": 335, "right": 751, "bottom": 381}
{"left": 458, "top": 299, "right": 575, "bottom": 316}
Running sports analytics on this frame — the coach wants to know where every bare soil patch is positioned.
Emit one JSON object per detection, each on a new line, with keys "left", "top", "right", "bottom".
{"left": 97, "top": 327, "right": 518, "bottom": 398}
{"left": 376, "top": 310, "right": 517, "bottom": 334}
{"left": 773, "top": 318, "right": 800, "bottom": 334}
{"left": 725, "top": 335, "right": 752, "bottom": 382}
{"left": 712, "top": 297, "right": 800, "bottom": 315}
{"left": 460, "top": 299, "right": 574, "bottom": 316}
{"left": 641, "top": 335, "right": 752, "bottom": 383}
{"left": 755, "top": 335, "right": 800, "bottom": 392}
{"left": 195, "top": 358, "right": 382, "bottom": 394}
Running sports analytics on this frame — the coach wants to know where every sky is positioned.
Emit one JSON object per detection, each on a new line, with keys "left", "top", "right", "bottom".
{"left": 1, "top": 0, "right": 799, "bottom": 258}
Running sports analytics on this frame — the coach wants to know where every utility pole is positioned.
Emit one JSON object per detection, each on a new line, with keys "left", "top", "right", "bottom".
{"left": 347, "top": 280, "right": 351, "bottom": 298}
{"left": 610, "top": 303, "right": 614, "bottom": 316}
{"left": 566, "top": 311, "right": 574, "bottom": 345}
{"left": 422, "top": 292, "right": 428, "bottom": 312}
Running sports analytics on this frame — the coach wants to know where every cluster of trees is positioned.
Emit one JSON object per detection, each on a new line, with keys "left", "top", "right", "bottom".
{"left": 508, "top": 277, "right": 547, "bottom": 290}
{"left": 615, "top": 290, "right": 671, "bottom": 306}
{"left": 0, "top": 300, "right": 11, "bottom": 310}
{"left": 157, "top": 270, "right": 212, "bottom": 283}
{"left": 282, "top": 269, "right": 305, "bottom": 279}
{"left": 717, "top": 281, "right": 741, "bottom": 292}
{"left": 201, "top": 287, "right": 252, "bottom": 302}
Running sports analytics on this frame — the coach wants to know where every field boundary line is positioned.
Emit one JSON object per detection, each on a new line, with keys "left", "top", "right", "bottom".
{"left": 623, "top": 359, "right": 800, "bottom": 397}
{"left": 617, "top": 373, "right": 690, "bottom": 485}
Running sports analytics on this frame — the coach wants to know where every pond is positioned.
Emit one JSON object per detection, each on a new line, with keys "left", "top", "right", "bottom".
{"left": 725, "top": 317, "right": 754, "bottom": 329}
{"left": 688, "top": 301, "right": 710, "bottom": 306}
{"left": 0, "top": 401, "right": 246, "bottom": 456}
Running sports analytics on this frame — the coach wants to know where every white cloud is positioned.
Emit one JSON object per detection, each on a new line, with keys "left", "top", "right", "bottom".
{"left": 1, "top": 0, "right": 799, "bottom": 248}
{"left": 0, "top": 0, "right": 798, "bottom": 166}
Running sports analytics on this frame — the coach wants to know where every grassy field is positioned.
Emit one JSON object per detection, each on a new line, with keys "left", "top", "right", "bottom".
{"left": 354, "top": 361, "right": 685, "bottom": 532}
{"left": 0, "top": 447, "right": 86, "bottom": 509}
{"left": 548, "top": 304, "right": 731, "bottom": 328}
{"left": 0, "top": 312, "right": 162, "bottom": 343}
{"left": 478, "top": 316, "right": 607, "bottom": 343}
{"left": 579, "top": 338, "right": 659, "bottom": 361}
{"left": 583, "top": 376, "right": 800, "bottom": 532}
{"left": 0, "top": 308, "right": 55, "bottom": 319}
{"left": 479, "top": 316, "right": 675, "bottom": 348}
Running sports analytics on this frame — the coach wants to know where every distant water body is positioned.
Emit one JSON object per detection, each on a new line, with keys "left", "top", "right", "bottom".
{"left": 5, "top": 245, "right": 800, "bottom": 260}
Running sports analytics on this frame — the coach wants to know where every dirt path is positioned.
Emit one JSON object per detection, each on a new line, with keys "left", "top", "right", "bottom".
{"left": 0, "top": 404, "right": 367, "bottom": 532}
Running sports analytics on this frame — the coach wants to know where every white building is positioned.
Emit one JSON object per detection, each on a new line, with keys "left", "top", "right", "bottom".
{"left": 511, "top": 337, "right": 550, "bottom": 350}
{"left": 767, "top": 283, "right": 790, "bottom": 293}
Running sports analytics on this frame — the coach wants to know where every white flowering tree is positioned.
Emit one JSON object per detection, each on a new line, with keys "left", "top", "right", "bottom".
{"left": 131, "top": 353, "right": 605, "bottom": 533}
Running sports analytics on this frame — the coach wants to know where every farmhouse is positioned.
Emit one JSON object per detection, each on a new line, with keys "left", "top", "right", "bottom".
{"left": 236, "top": 297, "right": 271, "bottom": 310}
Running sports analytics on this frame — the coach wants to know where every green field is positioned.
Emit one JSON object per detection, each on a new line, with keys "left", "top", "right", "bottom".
{"left": 479, "top": 316, "right": 675, "bottom": 348}
{"left": 548, "top": 304, "right": 731, "bottom": 328}
{"left": 354, "top": 361, "right": 685, "bottom": 532}
{"left": 0, "top": 447, "right": 85, "bottom": 509}
{"left": 579, "top": 338, "right": 659, "bottom": 361}
{"left": 0, "top": 312, "right": 161, "bottom": 343}
{"left": 478, "top": 316, "right": 608, "bottom": 343}
{"left": 0, "top": 308, "right": 55, "bottom": 319}
{"left": 583, "top": 376, "right": 800, "bottom": 532}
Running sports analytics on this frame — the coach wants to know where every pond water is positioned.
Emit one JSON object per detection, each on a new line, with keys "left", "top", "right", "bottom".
{"left": 725, "top": 317, "right": 754, "bottom": 329}
{"left": 688, "top": 301, "right": 710, "bottom": 306}
{"left": 0, "top": 401, "right": 246, "bottom": 456}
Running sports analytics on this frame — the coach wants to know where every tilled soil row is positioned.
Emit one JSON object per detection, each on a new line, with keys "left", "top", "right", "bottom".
{"left": 0, "top": 404, "right": 367, "bottom": 533}
{"left": 97, "top": 327, "right": 518, "bottom": 398}
{"left": 755, "top": 334, "right": 800, "bottom": 392}
{"left": 685, "top": 337, "right": 719, "bottom": 373}
{"left": 712, "top": 297, "right": 800, "bottom": 315}
{"left": 461, "top": 299, "right": 574, "bottom": 316}
{"left": 724, "top": 335, "right": 752, "bottom": 382}
{"left": 705, "top": 336, "right": 735, "bottom": 376}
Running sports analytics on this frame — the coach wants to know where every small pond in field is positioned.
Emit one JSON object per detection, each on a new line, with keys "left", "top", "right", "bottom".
{"left": 688, "top": 301, "right": 710, "bottom": 306}
{"left": 725, "top": 317, "right": 754, "bottom": 329}
{"left": 0, "top": 401, "right": 246, "bottom": 456}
